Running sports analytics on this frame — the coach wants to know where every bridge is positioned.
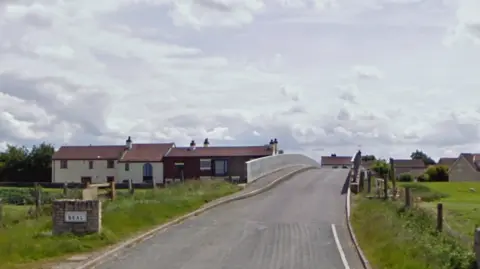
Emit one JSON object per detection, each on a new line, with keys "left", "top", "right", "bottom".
{"left": 82, "top": 152, "right": 364, "bottom": 269}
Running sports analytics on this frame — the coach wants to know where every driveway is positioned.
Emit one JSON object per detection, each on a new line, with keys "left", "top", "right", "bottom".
{"left": 96, "top": 168, "right": 363, "bottom": 269}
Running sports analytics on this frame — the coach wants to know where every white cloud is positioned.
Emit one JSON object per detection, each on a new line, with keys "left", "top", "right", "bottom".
{"left": 0, "top": 0, "right": 479, "bottom": 161}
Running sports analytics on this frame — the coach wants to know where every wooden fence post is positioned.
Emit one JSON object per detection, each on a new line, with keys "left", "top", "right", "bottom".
{"left": 34, "top": 183, "right": 41, "bottom": 218}
{"left": 367, "top": 170, "right": 372, "bottom": 193}
{"left": 405, "top": 187, "right": 411, "bottom": 208}
{"left": 474, "top": 227, "right": 480, "bottom": 268}
{"left": 437, "top": 203, "right": 443, "bottom": 232}
{"left": 0, "top": 198, "right": 3, "bottom": 223}
{"left": 359, "top": 170, "right": 365, "bottom": 192}
{"left": 128, "top": 179, "right": 134, "bottom": 195}
{"left": 110, "top": 181, "right": 116, "bottom": 200}
{"left": 63, "top": 182, "right": 68, "bottom": 197}
{"left": 383, "top": 177, "right": 388, "bottom": 200}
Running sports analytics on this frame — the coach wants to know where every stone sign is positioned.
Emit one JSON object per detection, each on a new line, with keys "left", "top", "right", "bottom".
{"left": 53, "top": 199, "right": 102, "bottom": 235}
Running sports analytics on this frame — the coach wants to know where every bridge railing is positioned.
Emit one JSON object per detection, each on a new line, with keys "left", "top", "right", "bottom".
{"left": 246, "top": 153, "right": 320, "bottom": 183}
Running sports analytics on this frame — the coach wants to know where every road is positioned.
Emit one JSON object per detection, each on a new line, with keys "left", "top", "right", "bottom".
{"left": 96, "top": 168, "right": 363, "bottom": 269}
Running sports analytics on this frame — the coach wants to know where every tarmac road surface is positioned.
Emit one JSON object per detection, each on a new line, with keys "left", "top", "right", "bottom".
{"left": 96, "top": 168, "right": 364, "bottom": 269}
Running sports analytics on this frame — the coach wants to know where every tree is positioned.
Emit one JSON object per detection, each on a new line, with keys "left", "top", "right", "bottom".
{"left": 361, "top": 155, "right": 376, "bottom": 162}
{"left": 0, "top": 142, "right": 54, "bottom": 182}
{"left": 410, "top": 150, "right": 435, "bottom": 166}
{"left": 424, "top": 165, "right": 449, "bottom": 182}
{"left": 372, "top": 159, "right": 389, "bottom": 178}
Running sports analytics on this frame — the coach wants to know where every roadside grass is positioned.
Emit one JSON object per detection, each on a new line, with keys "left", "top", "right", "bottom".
{"left": 351, "top": 195, "right": 475, "bottom": 269}
{"left": 0, "top": 181, "right": 241, "bottom": 269}
{"left": 401, "top": 182, "right": 480, "bottom": 237}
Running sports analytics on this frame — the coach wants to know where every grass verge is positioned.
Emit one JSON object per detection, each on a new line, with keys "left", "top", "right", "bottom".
{"left": 351, "top": 194, "right": 475, "bottom": 269}
{"left": 0, "top": 180, "right": 241, "bottom": 269}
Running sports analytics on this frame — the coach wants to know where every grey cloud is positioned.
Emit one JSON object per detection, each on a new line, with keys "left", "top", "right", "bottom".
{"left": 0, "top": 73, "right": 111, "bottom": 142}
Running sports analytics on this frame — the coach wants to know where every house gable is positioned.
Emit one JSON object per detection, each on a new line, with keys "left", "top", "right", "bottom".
{"left": 448, "top": 155, "right": 480, "bottom": 182}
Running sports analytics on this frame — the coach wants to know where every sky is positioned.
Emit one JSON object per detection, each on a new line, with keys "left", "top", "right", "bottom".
{"left": 0, "top": 0, "right": 479, "bottom": 160}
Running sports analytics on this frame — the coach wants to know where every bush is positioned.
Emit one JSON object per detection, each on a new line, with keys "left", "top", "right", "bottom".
{"left": 398, "top": 174, "right": 413, "bottom": 182}
{"left": 425, "top": 165, "right": 449, "bottom": 182}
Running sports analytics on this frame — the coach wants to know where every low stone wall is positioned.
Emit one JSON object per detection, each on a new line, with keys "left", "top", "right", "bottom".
{"left": 52, "top": 199, "right": 102, "bottom": 235}
{"left": 246, "top": 154, "right": 320, "bottom": 183}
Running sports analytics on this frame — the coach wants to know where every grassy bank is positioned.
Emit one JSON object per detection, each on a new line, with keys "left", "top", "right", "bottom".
{"left": 0, "top": 181, "right": 241, "bottom": 269}
{"left": 351, "top": 195, "right": 475, "bottom": 269}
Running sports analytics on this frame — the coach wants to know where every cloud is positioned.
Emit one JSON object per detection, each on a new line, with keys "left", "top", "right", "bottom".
{"left": 444, "top": 0, "right": 480, "bottom": 45}
{"left": 352, "top": 65, "right": 384, "bottom": 80}
{"left": 0, "top": 0, "right": 479, "bottom": 162}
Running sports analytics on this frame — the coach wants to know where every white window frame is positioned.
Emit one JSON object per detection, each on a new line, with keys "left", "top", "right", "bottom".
{"left": 200, "top": 159, "right": 211, "bottom": 171}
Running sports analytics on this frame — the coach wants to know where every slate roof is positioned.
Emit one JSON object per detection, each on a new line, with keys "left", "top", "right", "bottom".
{"left": 164, "top": 146, "right": 272, "bottom": 158}
{"left": 437, "top": 157, "right": 457, "bottom": 167}
{"left": 52, "top": 145, "right": 125, "bottom": 160}
{"left": 118, "top": 143, "right": 175, "bottom": 162}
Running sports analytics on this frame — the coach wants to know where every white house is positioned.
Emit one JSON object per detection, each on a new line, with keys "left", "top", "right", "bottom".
{"left": 51, "top": 137, "right": 175, "bottom": 184}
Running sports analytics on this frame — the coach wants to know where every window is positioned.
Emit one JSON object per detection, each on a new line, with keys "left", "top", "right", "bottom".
{"left": 106, "top": 176, "right": 115, "bottom": 182}
{"left": 60, "top": 160, "right": 68, "bottom": 169}
{"left": 200, "top": 159, "right": 211, "bottom": 171}
{"left": 107, "top": 160, "right": 115, "bottom": 168}
{"left": 125, "top": 163, "right": 130, "bottom": 171}
{"left": 213, "top": 160, "right": 228, "bottom": 176}
{"left": 88, "top": 161, "right": 93, "bottom": 169}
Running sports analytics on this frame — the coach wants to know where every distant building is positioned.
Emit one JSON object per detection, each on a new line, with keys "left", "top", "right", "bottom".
{"left": 392, "top": 159, "right": 426, "bottom": 178}
{"left": 448, "top": 153, "right": 480, "bottom": 182}
{"left": 320, "top": 154, "right": 352, "bottom": 168}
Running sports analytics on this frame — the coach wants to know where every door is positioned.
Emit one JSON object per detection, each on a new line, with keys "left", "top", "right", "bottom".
{"left": 143, "top": 163, "right": 153, "bottom": 182}
{"left": 213, "top": 160, "right": 228, "bottom": 176}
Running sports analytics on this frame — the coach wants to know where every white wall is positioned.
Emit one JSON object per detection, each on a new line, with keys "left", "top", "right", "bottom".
{"left": 117, "top": 162, "right": 164, "bottom": 184}
{"left": 52, "top": 160, "right": 118, "bottom": 183}
{"left": 246, "top": 154, "right": 320, "bottom": 183}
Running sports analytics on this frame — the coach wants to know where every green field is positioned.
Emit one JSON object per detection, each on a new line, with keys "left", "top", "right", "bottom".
{"left": 402, "top": 182, "right": 480, "bottom": 238}
{"left": 0, "top": 181, "right": 241, "bottom": 269}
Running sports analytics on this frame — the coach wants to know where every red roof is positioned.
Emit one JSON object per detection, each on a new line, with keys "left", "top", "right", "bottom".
{"left": 119, "top": 143, "right": 174, "bottom": 162}
{"left": 164, "top": 146, "right": 272, "bottom": 158}
{"left": 321, "top": 156, "right": 352, "bottom": 165}
{"left": 52, "top": 145, "right": 125, "bottom": 160}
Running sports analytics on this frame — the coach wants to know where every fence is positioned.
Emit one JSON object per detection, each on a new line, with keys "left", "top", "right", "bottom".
{"left": 0, "top": 179, "right": 141, "bottom": 228}
{"left": 358, "top": 176, "right": 474, "bottom": 248}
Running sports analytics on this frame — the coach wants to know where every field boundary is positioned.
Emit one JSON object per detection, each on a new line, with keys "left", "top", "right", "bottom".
{"left": 75, "top": 165, "right": 316, "bottom": 269}
{"left": 345, "top": 174, "right": 372, "bottom": 269}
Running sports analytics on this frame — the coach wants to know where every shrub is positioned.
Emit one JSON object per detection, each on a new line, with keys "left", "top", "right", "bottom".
{"left": 398, "top": 174, "right": 413, "bottom": 182}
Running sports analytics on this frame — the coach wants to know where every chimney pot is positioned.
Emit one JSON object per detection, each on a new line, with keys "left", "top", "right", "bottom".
{"left": 126, "top": 136, "right": 132, "bottom": 150}
{"left": 203, "top": 138, "right": 209, "bottom": 147}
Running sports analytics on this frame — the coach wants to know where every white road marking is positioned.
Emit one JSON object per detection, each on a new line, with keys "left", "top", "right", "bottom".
{"left": 331, "top": 223, "right": 351, "bottom": 269}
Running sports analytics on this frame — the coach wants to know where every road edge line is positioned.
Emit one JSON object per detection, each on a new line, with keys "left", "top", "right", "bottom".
{"left": 331, "top": 223, "right": 351, "bottom": 269}
{"left": 75, "top": 165, "right": 318, "bottom": 269}
{"left": 345, "top": 174, "right": 372, "bottom": 269}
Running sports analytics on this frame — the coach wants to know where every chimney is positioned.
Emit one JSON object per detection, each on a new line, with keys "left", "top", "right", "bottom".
{"left": 269, "top": 139, "right": 274, "bottom": 153}
{"left": 126, "top": 136, "right": 132, "bottom": 150}
{"left": 189, "top": 140, "right": 196, "bottom": 150}
{"left": 203, "top": 138, "right": 209, "bottom": 147}
{"left": 273, "top": 138, "right": 278, "bottom": 155}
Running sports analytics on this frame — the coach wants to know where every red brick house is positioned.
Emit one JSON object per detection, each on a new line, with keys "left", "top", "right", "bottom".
{"left": 162, "top": 139, "right": 273, "bottom": 182}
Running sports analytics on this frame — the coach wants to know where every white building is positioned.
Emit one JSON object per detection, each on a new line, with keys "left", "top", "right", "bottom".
{"left": 51, "top": 137, "right": 175, "bottom": 184}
